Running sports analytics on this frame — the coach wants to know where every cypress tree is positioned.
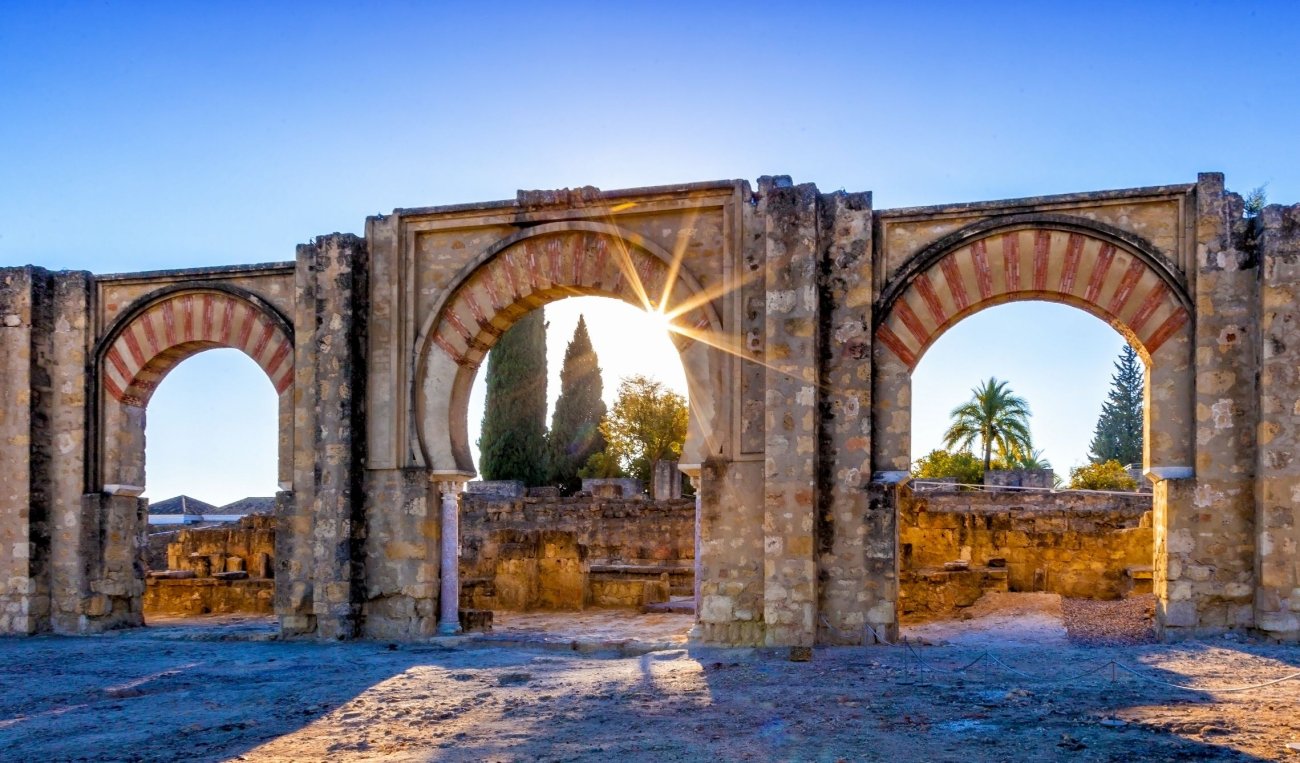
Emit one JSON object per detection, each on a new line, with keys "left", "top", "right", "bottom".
{"left": 478, "top": 308, "right": 548, "bottom": 485}
{"left": 546, "top": 315, "right": 607, "bottom": 493}
{"left": 1088, "top": 344, "right": 1144, "bottom": 466}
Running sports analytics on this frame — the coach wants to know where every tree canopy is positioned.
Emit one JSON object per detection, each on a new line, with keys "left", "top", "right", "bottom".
{"left": 591, "top": 374, "right": 687, "bottom": 484}
{"left": 1069, "top": 459, "right": 1138, "bottom": 491}
{"left": 942, "top": 377, "right": 1033, "bottom": 471}
{"left": 546, "top": 315, "right": 607, "bottom": 493}
{"left": 1087, "top": 344, "right": 1144, "bottom": 467}
{"left": 478, "top": 309, "right": 549, "bottom": 485}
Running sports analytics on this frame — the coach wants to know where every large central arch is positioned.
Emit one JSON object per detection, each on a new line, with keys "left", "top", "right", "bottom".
{"left": 413, "top": 221, "right": 725, "bottom": 476}
{"left": 872, "top": 214, "right": 1195, "bottom": 476}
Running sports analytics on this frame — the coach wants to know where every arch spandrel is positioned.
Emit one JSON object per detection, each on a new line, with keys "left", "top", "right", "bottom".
{"left": 875, "top": 226, "right": 1192, "bottom": 370}
{"left": 414, "top": 225, "right": 726, "bottom": 474}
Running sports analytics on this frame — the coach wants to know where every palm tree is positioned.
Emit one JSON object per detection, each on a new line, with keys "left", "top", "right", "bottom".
{"left": 942, "top": 378, "right": 1033, "bottom": 471}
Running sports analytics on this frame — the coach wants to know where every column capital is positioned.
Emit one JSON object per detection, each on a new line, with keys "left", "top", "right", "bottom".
{"left": 429, "top": 470, "right": 475, "bottom": 492}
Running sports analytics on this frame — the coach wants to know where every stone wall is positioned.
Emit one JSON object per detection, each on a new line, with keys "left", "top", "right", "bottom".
{"left": 4, "top": 174, "right": 1300, "bottom": 646}
{"left": 1255, "top": 201, "right": 1300, "bottom": 640}
{"left": 899, "top": 488, "right": 1152, "bottom": 621}
{"left": 157, "top": 515, "right": 275, "bottom": 579}
{"left": 144, "top": 579, "right": 274, "bottom": 616}
{"left": 459, "top": 495, "right": 694, "bottom": 611}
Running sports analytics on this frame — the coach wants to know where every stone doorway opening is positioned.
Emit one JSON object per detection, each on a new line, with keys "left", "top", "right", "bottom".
{"left": 137, "top": 349, "right": 283, "bottom": 627}
{"left": 894, "top": 301, "right": 1158, "bottom": 645}
{"left": 454, "top": 295, "right": 700, "bottom": 640}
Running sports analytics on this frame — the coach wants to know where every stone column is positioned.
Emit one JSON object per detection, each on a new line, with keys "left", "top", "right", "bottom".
{"left": 434, "top": 473, "right": 472, "bottom": 636}
{"left": 760, "top": 177, "right": 820, "bottom": 647}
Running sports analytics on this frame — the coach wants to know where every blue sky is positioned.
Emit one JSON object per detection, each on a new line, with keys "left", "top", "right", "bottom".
{"left": 3, "top": 2, "right": 1295, "bottom": 502}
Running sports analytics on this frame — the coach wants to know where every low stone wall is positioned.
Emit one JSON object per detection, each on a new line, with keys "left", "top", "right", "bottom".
{"left": 144, "top": 515, "right": 276, "bottom": 616}
{"left": 900, "top": 488, "right": 1152, "bottom": 622}
{"left": 144, "top": 578, "right": 274, "bottom": 616}
{"left": 162, "top": 515, "right": 275, "bottom": 578}
{"left": 459, "top": 495, "right": 694, "bottom": 611}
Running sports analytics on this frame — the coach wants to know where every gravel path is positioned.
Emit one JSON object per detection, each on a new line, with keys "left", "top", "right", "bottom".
{"left": 1063, "top": 594, "right": 1157, "bottom": 645}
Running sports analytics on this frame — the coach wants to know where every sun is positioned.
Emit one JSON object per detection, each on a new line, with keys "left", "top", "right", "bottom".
{"left": 643, "top": 305, "right": 675, "bottom": 336}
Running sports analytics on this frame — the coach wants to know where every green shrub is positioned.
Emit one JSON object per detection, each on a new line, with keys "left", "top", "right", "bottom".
{"left": 1069, "top": 459, "right": 1138, "bottom": 491}
{"left": 912, "top": 449, "right": 984, "bottom": 485}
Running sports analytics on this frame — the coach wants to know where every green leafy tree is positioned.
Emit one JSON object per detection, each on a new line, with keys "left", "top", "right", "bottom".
{"left": 578, "top": 449, "right": 627, "bottom": 479}
{"left": 912, "top": 449, "right": 984, "bottom": 485}
{"left": 546, "top": 316, "right": 607, "bottom": 493}
{"left": 478, "top": 309, "right": 548, "bottom": 485}
{"left": 942, "top": 378, "right": 1033, "bottom": 471}
{"left": 598, "top": 374, "right": 688, "bottom": 484}
{"left": 1069, "top": 459, "right": 1138, "bottom": 491}
{"left": 1088, "top": 345, "right": 1144, "bottom": 467}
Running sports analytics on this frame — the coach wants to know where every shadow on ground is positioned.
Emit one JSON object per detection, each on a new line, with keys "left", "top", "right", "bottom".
{"left": 0, "top": 615, "right": 1295, "bottom": 762}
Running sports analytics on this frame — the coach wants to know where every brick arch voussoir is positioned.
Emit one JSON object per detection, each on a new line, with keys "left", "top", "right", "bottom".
{"left": 98, "top": 286, "right": 294, "bottom": 406}
{"left": 417, "top": 225, "right": 718, "bottom": 375}
{"left": 874, "top": 220, "right": 1191, "bottom": 370}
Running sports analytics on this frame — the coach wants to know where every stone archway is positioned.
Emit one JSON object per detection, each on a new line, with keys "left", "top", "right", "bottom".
{"left": 871, "top": 215, "right": 1198, "bottom": 638}
{"left": 872, "top": 216, "right": 1194, "bottom": 478}
{"left": 413, "top": 221, "right": 724, "bottom": 477}
{"left": 96, "top": 286, "right": 295, "bottom": 493}
{"left": 88, "top": 286, "right": 295, "bottom": 630}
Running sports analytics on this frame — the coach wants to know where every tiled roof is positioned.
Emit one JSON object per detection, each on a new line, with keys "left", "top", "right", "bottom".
{"left": 218, "top": 496, "right": 276, "bottom": 515}
{"left": 148, "top": 495, "right": 218, "bottom": 515}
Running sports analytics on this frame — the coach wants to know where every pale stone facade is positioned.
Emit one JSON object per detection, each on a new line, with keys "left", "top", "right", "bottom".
{"left": 2, "top": 174, "right": 1298, "bottom": 643}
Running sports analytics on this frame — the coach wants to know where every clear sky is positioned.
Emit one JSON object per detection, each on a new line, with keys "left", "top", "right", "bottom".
{"left": 2, "top": 2, "right": 1295, "bottom": 503}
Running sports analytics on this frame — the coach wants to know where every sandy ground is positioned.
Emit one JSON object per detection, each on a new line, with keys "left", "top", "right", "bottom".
{"left": 1, "top": 607, "right": 1298, "bottom": 763}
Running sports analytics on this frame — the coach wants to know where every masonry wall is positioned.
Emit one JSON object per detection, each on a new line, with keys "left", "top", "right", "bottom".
{"left": 458, "top": 495, "right": 694, "bottom": 611}
{"left": 899, "top": 490, "right": 1152, "bottom": 621}
{"left": 156, "top": 515, "right": 276, "bottom": 578}
{"left": 1255, "top": 202, "right": 1300, "bottom": 640}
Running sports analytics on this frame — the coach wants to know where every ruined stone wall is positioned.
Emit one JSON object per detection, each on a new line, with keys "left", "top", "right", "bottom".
{"left": 0, "top": 267, "right": 100, "bottom": 634}
{"left": 458, "top": 495, "right": 693, "bottom": 611}
{"left": 1155, "top": 174, "right": 1259, "bottom": 638}
{"left": 156, "top": 515, "right": 276, "bottom": 578}
{"left": 899, "top": 490, "right": 1152, "bottom": 620}
{"left": 278, "top": 234, "right": 368, "bottom": 639}
{"left": 1255, "top": 202, "right": 1300, "bottom": 640}
{"left": 144, "top": 579, "right": 273, "bottom": 616}
{"left": 3, "top": 175, "right": 1299, "bottom": 647}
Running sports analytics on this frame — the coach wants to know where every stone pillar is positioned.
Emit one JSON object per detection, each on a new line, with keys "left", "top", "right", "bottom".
{"left": 360, "top": 469, "right": 437, "bottom": 639}
{"left": 871, "top": 347, "right": 911, "bottom": 477}
{"left": 817, "top": 190, "right": 891, "bottom": 644}
{"left": 1255, "top": 202, "right": 1300, "bottom": 641}
{"left": 0, "top": 267, "right": 94, "bottom": 635}
{"left": 285, "top": 234, "right": 368, "bottom": 640}
{"left": 1159, "top": 173, "right": 1258, "bottom": 638}
{"left": 434, "top": 474, "right": 472, "bottom": 635}
{"left": 79, "top": 491, "right": 147, "bottom": 630}
{"left": 680, "top": 464, "right": 703, "bottom": 617}
{"left": 652, "top": 460, "right": 682, "bottom": 500}
{"left": 0, "top": 267, "right": 51, "bottom": 634}
{"left": 760, "top": 177, "right": 820, "bottom": 647}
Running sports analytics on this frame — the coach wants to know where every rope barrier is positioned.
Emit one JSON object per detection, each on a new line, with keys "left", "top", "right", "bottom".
{"left": 816, "top": 615, "right": 1300, "bottom": 693}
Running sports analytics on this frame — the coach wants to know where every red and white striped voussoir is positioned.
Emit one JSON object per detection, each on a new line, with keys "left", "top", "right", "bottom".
{"left": 431, "top": 232, "right": 710, "bottom": 367}
{"left": 102, "top": 292, "right": 293, "bottom": 405}
{"left": 876, "top": 228, "right": 1189, "bottom": 370}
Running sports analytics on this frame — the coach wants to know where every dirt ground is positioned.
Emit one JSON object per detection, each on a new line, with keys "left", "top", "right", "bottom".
{"left": 1, "top": 606, "right": 1298, "bottom": 763}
